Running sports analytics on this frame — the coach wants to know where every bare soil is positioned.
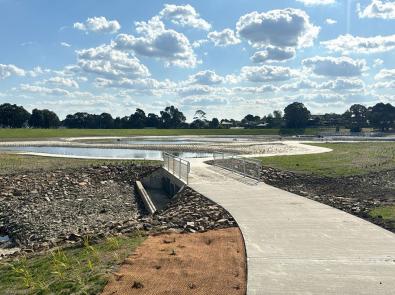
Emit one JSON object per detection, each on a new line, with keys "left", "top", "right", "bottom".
{"left": 101, "top": 228, "right": 246, "bottom": 295}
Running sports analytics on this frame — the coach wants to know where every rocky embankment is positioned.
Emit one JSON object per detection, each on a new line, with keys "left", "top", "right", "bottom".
{"left": 0, "top": 164, "right": 237, "bottom": 258}
{"left": 261, "top": 166, "right": 395, "bottom": 232}
{"left": 0, "top": 164, "right": 158, "bottom": 254}
{"left": 150, "top": 187, "right": 236, "bottom": 233}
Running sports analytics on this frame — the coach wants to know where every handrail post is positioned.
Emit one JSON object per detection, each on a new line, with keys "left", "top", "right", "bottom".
{"left": 179, "top": 158, "right": 182, "bottom": 180}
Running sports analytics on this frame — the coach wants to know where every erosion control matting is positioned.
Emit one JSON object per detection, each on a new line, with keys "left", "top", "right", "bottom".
{"left": 101, "top": 228, "right": 246, "bottom": 295}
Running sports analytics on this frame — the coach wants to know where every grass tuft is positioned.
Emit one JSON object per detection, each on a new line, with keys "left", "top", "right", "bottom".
{"left": 369, "top": 205, "right": 395, "bottom": 224}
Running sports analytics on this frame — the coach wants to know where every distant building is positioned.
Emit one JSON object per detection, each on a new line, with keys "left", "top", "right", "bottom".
{"left": 220, "top": 122, "right": 233, "bottom": 129}
{"left": 256, "top": 123, "right": 269, "bottom": 128}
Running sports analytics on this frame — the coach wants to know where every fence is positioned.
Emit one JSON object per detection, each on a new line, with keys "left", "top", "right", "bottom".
{"left": 162, "top": 152, "right": 191, "bottom": 184}
{"left": 212, "top": 153, "right": 262, "bottom": 181}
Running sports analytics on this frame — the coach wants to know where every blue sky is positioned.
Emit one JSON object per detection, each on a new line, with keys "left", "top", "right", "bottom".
{"left": 0, "top": 0, "right": 394, "bottom": 120}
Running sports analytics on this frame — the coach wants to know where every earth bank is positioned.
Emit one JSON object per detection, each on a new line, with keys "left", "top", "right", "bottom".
{"left": 0, "top": 163, "right": 236, "bottom": 258}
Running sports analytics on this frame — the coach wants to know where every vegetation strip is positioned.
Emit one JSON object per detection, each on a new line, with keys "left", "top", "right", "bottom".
{"left": 258, "top": 142, "right": 395, "bottom": 177}
{"left": 0, "top": 233, "right": 145, "bottom": 295}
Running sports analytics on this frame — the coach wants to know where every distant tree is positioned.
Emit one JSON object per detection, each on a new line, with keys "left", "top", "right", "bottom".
{"left": 242, "top": 114, "right": 261, "bottom": 128}
{"left": 266, "top": 110, "right": 283, "bottom": 128}
{"left": 114, "top": 117, "right": 122, "bottom": 129}
{"left": 0, "top": 103, "right": 30, "bottom": 128}
{"left": 193, "top": 109, "right": 206, "bottom": 121}
{"left": 160, "top": 106, "right": 186, "bottom": 128}
{"left": 190, "top": 119, "right": 206, "bottom": 129}
{"left": 28, "top": 109, "right": 44, "bottom": 128}
{"left": 368, "top": 103, "right": 395, "bottom": 131}
{"left": 98, "top": 113, "right": 114, "bottom": 129}
{"left": 146, "top": 113, "right": 160, "bottom": 128}
{"left": 29, "top": 109, "right": 60, "bottom": 128}
{"left": 344, "top": 104, "right": 368, "bottom": 132}
{"left": 63, "top": 112, "right": 93, "bottom": 128}
{"left": 284, "top": 102, "right": 310, "bottom": 128}
{"left": 129, "top": 108, "right": 146, "bottom": 128}
{"left": 209, "top": 118, "right": 220, "bottom": 129}
{"left": 120, "top": 116, "right": 130, "bottom": 128}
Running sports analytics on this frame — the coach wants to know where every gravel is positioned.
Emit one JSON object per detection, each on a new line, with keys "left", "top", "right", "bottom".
{"left": 0, "top": 164, "right": 158, "bottom": 253}
{"left": 1, "top": 165, "right": 237, "bottom": 258}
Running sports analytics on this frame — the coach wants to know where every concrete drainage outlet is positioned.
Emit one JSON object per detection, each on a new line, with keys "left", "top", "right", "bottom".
{"left": 136, "top": 168, "right": 186, "bottom": 214}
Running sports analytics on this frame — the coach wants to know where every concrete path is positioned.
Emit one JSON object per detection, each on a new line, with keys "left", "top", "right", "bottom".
{"left": 187, "top": 147, "right": 395, "bottom": 294}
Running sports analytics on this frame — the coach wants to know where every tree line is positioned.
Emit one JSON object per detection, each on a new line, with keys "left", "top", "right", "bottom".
{"left": 0, "top": 102, "right": 394, "bottom": 132}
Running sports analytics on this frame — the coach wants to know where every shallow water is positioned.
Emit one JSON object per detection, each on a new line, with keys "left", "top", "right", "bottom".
{"left": 0, "top": 146, "right": 213, "bottom": 160}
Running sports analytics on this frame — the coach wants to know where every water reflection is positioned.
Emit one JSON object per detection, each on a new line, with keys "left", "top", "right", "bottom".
{"left": 0, "top": 146, "right": 212, "bottom": 160}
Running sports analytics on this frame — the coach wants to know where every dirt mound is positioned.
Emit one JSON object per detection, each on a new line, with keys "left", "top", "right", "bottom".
{"left": 101, "top": 228, "right": 246, "bottom": 295}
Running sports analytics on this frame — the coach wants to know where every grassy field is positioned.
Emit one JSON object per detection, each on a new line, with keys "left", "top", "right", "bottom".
{"left": 0, "top": 233, "right": 145, "bottom": 295}
{"left": 258, "top": 142, "right": 395, "bottom": 177}
{"left": 0, "top": 153, "right": 157, "bottom": 174}
{"left": 0, "top": 127, "right": 336, "bottom": 140}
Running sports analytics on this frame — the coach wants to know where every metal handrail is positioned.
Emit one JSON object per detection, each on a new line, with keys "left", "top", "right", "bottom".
{"left": 212, "top": 152, "right": 262, "bottom": 181}
{"left": 162, "top": 152, "right": 190, "bottom": 184}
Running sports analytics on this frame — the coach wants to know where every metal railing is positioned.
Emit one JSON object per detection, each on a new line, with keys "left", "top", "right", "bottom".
{"left": 163, "top": 152, "right": 191, "bottom": 184}
{"left": 212, "top": 153, "right": 262, "bottom": 181}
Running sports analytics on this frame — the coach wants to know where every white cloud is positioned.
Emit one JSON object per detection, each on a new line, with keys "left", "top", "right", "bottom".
{"left": 207, "top": 29, "right": 241, "bottom": 47}
{"left": 373, "top": 80, "right": 395, "bottom": 89}
{"left": 27, "top": 66, "right": 48, "bottom": 78}
{"left": 280, "top": 80, "right": 319, "bottom": 91}
{"left": 320, "top": 78, "right": 365, "bottom": 91}
{"left": 232, "top": 85, "right": 278, "bottom": 93}
{"left": 251, "top": 46, "right": 295, "bottom": 63}
{"left": 60, "top": 42, "right": 71, "bottom": 48}
{"left": 325, "top": 18, "right": 337, "bottom": 25}
{"left": 236, "top": 8, "right": 320, "bottom": 48}
{"left": 73, "top": 16, "right": 121, "bottom": 34}
{"left": 178, "top": 85, "right": 214, "bottom": 97}
{"left": 76, "top": 44, "right": 150, "bottom": 79}
{"left": 240, "top": 65, "right": 298, "bottom": 82}
{"left": 321, "top": 34, "right": 395, "bottom": 54}
{"left": 0, "top": 64, "right": 25, "bottom": 79}
{"left": 296, "top": 0, "right": 336, "bottom": 6}
{"left": 357, "top": 0, "right": 395, "bottom": 19}
{"left": 192, "top": 39, "right": 208, "bottom": 48}
{"left": 188, "top": 70, "right": 224, "bottom": 85}
{"left": 114, "top": 17, "right": 197, "bottom": 68}
{"left": 159, "top": 4, "right": 211, "bottom": 30}
{"left": 20, "top": 84, "right": 71, "bottom": 96}
{"left": 45, "top": 77, "right": 79, "bottom": 88}
{"left": 181, "top": 97, "right": 228, "bottom": 106}
{"left": 302, "top": 56, "right": 367, "bottom": 77}
{"left": 375, "top": 68, "right": 395, "bottom": 80}
{"left": 373, "top": 58, "right": 384, "bottom": 67}
{"left": 95, "top": 77, "right": 175, "bottom": 96}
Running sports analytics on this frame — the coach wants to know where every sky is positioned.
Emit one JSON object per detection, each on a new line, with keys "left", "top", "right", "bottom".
{"left": 0, "top": 0, "right": 394, "bottom": 121}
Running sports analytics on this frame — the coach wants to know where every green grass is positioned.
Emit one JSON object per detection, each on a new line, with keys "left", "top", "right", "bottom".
{"left": 258, "top": 142, "right": 395, "bottom": 177}
{"left": 369, "top": 205, "right": 395, "bottom": 225}
{"left": 0, "top": 153, "right": 157, "bottom": 175}
{"left": 0, "top": 233, "right": 145, "bottom": 295}
{"left": 0, "top": 127, "right": 336, "bottom": 140}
